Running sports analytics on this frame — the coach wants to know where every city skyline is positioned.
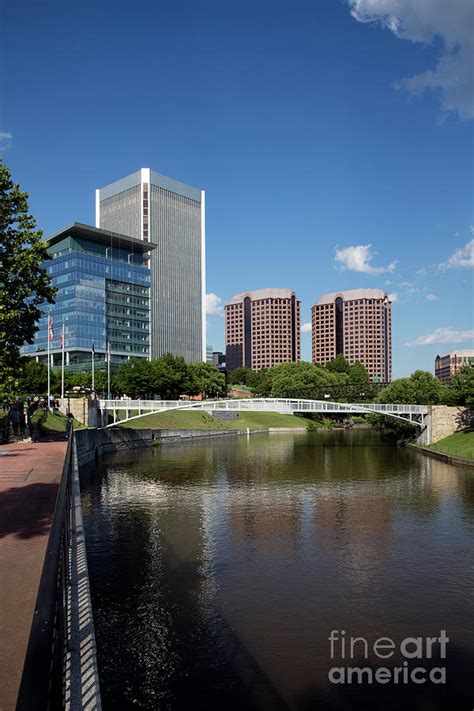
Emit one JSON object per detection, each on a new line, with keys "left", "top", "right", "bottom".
{"left": 2, "top": 0, "right": 473, "bottom": 378}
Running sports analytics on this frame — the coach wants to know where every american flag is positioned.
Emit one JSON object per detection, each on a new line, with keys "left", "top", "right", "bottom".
{"left": 48, "top": 315, "right": 54, "bottom": 342}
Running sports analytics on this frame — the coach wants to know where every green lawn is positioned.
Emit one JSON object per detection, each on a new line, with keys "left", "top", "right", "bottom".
{"left": 118, "top": 409, "right": 309, "bottom": 431}
{"left": 31, "top": 410, "right": 85, "bottom": 434}
{"left": 426, "top": 429, "right": 474, "bottom": 461}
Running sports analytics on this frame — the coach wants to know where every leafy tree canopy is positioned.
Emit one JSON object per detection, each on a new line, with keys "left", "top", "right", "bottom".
{"left": 349, "top": 361, "right": 371, "bottom": 387}
{"left": 227, "top": 367, "right": 253, "bottom": 386}
{"left": 187, "top": 362, "right": 227, "bottom": 398}
{"left": 445, "top": 365, "right": 474, "bottom": 408}
{"left": 376, "top": 370, "right": 447, "bottom": 406}
{"left": 261, "top": 361, "right": 346, "bottom": 399}
{"left": 325, "top": 354, "right": 351, "bottom": 374}
{"left": 114, "top": 354, "right": 195, "bottom": 400}
{"left": 0, "top": 160, "right": 56, "bottom": 399}
{"left": 18, "top": 358, "right": 49, "bottom": 396}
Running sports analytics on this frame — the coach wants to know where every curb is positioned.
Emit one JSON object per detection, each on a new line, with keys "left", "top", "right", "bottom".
{"left": 407, "top": 443, "right": 474, "bottom": 468}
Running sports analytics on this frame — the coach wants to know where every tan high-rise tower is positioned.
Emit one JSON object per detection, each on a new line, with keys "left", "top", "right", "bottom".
{"left": 311, "top": 288, "right": 392, "bottom": 382}
{"left": 225, "top": 288, "right": 301, "bottom": 371}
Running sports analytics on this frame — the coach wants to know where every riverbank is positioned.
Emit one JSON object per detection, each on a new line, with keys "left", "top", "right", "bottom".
{"left": 116, "top": 410, "right": 312, "bottom": 432}
{"left": 409, "top": 429, "right": 474, "bottom": 468}
{"left": 31, "top": 410, "right": 85, "bottom": 435}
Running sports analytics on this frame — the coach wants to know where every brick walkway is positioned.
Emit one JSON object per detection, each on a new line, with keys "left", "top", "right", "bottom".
{"left": 0, "top": 440, "right": 67, "bottom": 711}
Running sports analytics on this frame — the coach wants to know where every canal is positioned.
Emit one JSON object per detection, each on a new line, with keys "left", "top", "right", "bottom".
{"left": 81, "top": 430, "right": 474, "bottom": 710}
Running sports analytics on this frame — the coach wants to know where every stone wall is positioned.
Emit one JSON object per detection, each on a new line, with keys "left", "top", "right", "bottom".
{"left": 430, "top": 405, "right": 470, "bottom": 444}
{"left": 59, "top": 398, "right": 99, "bottom": 427}
{"left": 211, "top": 410, "right": 238, "bottom": 420}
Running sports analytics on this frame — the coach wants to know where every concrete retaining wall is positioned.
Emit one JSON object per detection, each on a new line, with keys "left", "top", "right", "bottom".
{"left": 407, "top": 443, "right": 474, "bottom": 468}
{"left": 75, "top": 427, "right": 153, "bottom": 466}
{"left": 153, "top": 428, "right": 239, "bottom": 444}
{"left": 74, "top": 427, "right": 243, "bottom": 465}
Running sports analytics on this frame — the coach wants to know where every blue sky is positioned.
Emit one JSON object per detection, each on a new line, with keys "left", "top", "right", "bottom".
{"left": 2, "top": 0, "right": 473, "bottom": 377}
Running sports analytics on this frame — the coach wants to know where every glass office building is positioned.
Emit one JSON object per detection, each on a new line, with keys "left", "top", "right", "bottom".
{"left": 22, "top": 223, "right": 156, "bottom": 372}
{"left": 96, "top": 168, "right": 206, "bottom": 363}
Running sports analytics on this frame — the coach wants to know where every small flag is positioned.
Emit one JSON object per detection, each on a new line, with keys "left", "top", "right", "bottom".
{"left": 105, "top": 344, "right": 111, "bottom": 362}
{"left": 92, "top": 341, "right": 95, "bottom": 354}
{"left": 59, "top": 331, "right": 64, "bottom": 349}
{"left": 48, "top": 315, "right": 54, "bottom": 342}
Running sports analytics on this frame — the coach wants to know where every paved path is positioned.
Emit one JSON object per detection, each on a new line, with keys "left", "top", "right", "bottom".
{"left": 0, "top": 440, "right": 67, "bottom": 711}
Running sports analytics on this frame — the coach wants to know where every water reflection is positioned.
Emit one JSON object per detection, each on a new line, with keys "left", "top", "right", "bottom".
{"left": 81, "top": 431, "right": 474, "bottom": 710}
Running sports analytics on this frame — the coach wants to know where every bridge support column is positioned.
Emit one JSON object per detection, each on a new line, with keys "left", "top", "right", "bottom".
{"left": 416, "top": 414, "right": 432, "bottom": 446}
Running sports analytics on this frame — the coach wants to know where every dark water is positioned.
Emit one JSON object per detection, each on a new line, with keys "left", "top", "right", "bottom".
{"left": 81, "top": 430, "right": 474, "bottom": 711}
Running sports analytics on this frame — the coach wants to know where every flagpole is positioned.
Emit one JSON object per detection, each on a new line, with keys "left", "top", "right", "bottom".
{"left": 61, "top": 323, "right": 65, "bottom": 401}
{"left": 91, "top": 343, "right": 95, "bottom": 395}
{"left": 47, "top": 315, "right": 51, "bottom": 412}
{"left": 107, "top": 341, "right": 111, "bottom": 400}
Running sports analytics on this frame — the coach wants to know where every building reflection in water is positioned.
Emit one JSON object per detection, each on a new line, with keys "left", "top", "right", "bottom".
{"left": 81, "top": 431, "right": 474, "bottom": 710}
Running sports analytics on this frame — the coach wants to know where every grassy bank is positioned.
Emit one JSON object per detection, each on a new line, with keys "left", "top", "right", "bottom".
{"left": 118, "top": 410, "right": 309, "bottom": 431}
{"left": 426, "top": 429, "right": 474, "bottom": 461}
{"left": 31, "top": 410, "right": 85, "bottom": 434}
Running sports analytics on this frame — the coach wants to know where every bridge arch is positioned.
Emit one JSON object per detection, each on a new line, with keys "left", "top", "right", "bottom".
{"left": 99, "top": 398, "right": 428, "bottom": 430}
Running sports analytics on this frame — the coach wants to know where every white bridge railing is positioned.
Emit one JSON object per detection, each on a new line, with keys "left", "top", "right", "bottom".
{"left": 97, "top": 398, "right": 428, "bottom": 427}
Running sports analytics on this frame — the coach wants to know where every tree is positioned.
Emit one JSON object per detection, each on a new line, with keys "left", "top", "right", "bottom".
{"left": 326, "top": 354, "right": 351, "bottom": 374}
{"left": 348, "top": 361, "right": 372, "bottom": 400}
{"left": 227, "top": 367, "right": 253, "bottom": 386}
{"left": 371, "top": 370, "right": 451, "bottom": 437}
{"left": 115, "top": 358, "right": 155, "bottom": 398}
{"left": 446, "top": 365, "right": 474, "bottom": 409}
{"left": 187, "top": 362, "right": 227, "bottom": 398}
{"left": 114, "top": 354, "right": 192, "bottom": 400}
{"left": 263, "top": 361, "right": 345, "bottom": 399}
{"left": 377, "top": 370, "right": 447, "bottom": 406}
{"left": 18, "top": 358, "right": 49, "bottom": 396}
{"left": 152, "top": 353, "right": 191, "bottom": 399}
{"left": 0, "top": 161, "right": 56, "bottom": 399}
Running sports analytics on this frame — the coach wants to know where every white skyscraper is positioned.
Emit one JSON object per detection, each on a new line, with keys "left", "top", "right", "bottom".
{"left": 96, "top": 168, "right": 205, "bottom": 362}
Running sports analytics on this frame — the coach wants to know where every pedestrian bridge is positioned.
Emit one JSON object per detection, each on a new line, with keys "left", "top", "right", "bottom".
{"left": 99, "top": 398, "right": 429, "bottom": 428}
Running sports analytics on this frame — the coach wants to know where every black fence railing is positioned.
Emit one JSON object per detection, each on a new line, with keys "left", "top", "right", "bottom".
{"left": 17, "top": 429, "right": 74, "bottom": 710}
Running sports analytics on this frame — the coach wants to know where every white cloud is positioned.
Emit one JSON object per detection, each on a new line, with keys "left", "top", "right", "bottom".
{"left": 425, "top": 292, "right": 438, "bottom": 300}
{"left": 301, "top": 322, "right": 312, "bottom": 333}
{"left": 0, "top": 131, "right": 12, "bottom": 149}
{"left": 335, "top": 244, "right": 397, "bottom": 274}
{"left": 205, "top": 293, "right": 224, "bottom": 317}
{"left": 388, "top": 292, "right": 398, "bottom": 302}
{"left": 439, "top": 239, "right": 474, "bottom": 269}
{"left": 405, "top": 327, "right": 474, "bottom": 347}
{"left": 347, "top": 0, "right": 474, "bottom": 120}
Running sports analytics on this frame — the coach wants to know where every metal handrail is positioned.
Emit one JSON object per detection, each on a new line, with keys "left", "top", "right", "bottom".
{"left": 99, "top": 398, "right": 429, "bottom": 414}
{"left": 17, "top": 429, "right": 74, "bottom": 710}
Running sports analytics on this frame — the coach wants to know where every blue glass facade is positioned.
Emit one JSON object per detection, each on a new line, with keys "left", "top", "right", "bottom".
{"left": 22, "top": 227, "right": 152, "bottom": 366}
